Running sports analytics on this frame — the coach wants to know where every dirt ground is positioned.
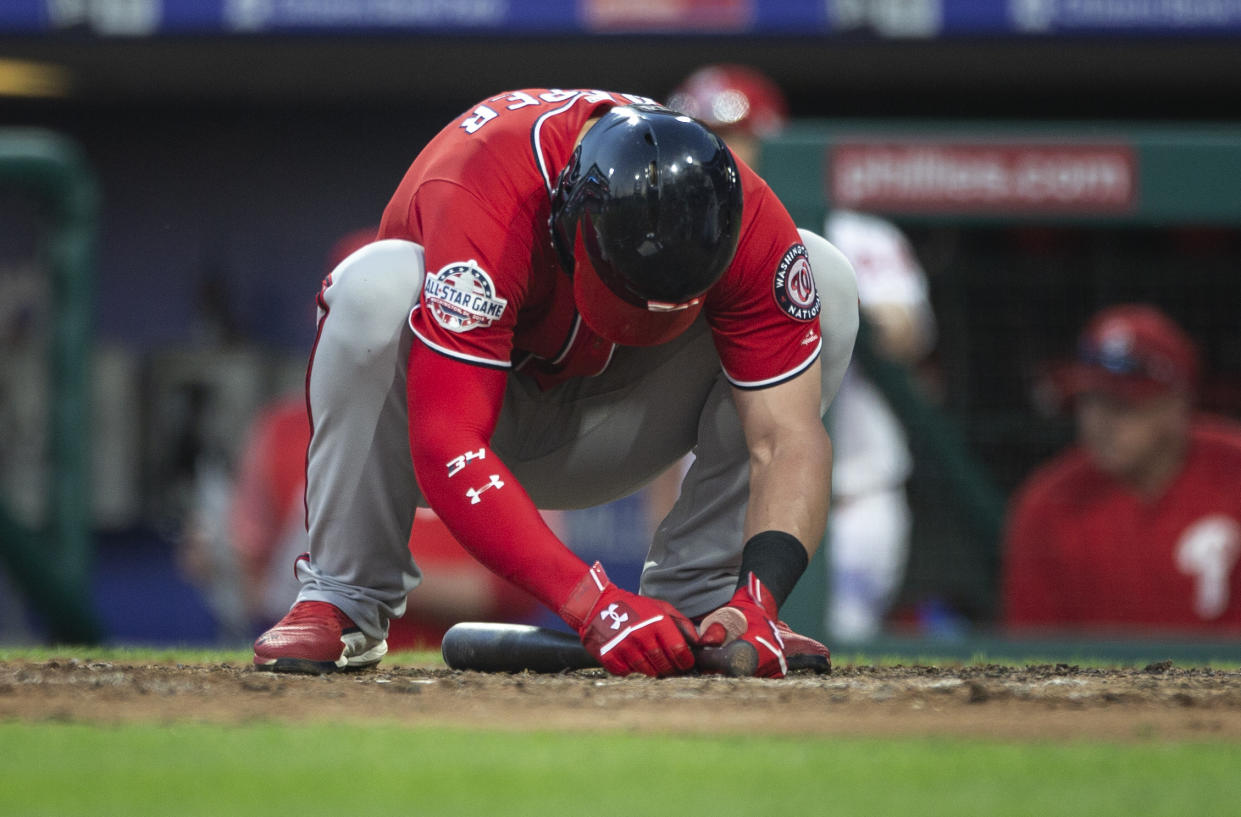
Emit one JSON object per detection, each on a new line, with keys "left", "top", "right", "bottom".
{"left": 3, "top": 658, "right": 1241, "bottom": 741}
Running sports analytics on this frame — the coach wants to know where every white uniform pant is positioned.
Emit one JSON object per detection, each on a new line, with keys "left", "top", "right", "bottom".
{"left": 827, "top": 486, "right": 911, "bottom": 642}
{"left": 294, "top": 231, "right": 859, "bottom": 640}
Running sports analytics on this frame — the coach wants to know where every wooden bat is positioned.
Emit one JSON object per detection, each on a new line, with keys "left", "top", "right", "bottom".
{"left": 440, "top": 621, "right": 759, "bottom": 677}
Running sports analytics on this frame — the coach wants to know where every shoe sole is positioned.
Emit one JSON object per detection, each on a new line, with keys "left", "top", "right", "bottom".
{"left": 787, "top": 653, "right": 831, "bottom": 674}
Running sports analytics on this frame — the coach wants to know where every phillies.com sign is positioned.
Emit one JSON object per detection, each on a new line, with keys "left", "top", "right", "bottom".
{"left": 829, "top": 142, "right": 1137, "bottom": 214}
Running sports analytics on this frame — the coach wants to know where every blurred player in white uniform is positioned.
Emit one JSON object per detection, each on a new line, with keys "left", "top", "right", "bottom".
{"left": 670, "top": 65, "right": 936, "bottom": 641}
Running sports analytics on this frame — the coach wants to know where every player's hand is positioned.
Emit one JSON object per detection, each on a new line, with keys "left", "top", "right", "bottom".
{"left": 697, "top": 573, "right": 787, "bottom": 678}
{"left": 559, "top": 562, "right": 698, "bottom": 677}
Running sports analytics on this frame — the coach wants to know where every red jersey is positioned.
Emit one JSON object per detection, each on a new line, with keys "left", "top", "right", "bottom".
{"left": 378, "top": 88, "right": 821, "bottom": 390}
{"left": 1002, "top": 416, "right": 1241, "bottom": 635}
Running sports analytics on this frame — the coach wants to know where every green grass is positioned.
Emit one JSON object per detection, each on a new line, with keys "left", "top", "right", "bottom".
{"left": 1, "top": 722, "right": 1239, "bottom": 817}
{"left": 3, "top": 649, "right": 1240, "bottom": 815}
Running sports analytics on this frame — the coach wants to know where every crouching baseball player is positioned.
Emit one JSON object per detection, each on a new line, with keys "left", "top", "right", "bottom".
{"left": 253, "top": 88, "right": 859, "bottom": 678}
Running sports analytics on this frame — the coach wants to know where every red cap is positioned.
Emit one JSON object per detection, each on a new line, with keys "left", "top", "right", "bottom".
{"left": 667, "top": 64, "right": 789, "bottom": 139}
{"left": 571, "top": 231, "right": 703, "bottom": 347}
{"left": 1059, "top": 304, "right": 1199, "bottom": 402}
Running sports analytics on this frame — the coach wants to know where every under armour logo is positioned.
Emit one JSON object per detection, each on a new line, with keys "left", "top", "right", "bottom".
{"left": 599, "top": 603, "right": 629, "bottom": 631}
{"left": 466, "top": 474, "right": 504, "bottom": 504}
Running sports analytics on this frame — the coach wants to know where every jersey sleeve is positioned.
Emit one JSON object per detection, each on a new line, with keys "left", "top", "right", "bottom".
{"left": 406, "top": 338, "right": 589, "bottom": 614}
{"left": 706, "top": 179, "right": 822, "bottom": 389}
{"left": 399, "top": 179, "right": 534, "bottom": 370}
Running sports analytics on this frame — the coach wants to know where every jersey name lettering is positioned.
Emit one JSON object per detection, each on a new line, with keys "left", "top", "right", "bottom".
{"left": 459, "top": 90, "right": 657, "bottom": 134}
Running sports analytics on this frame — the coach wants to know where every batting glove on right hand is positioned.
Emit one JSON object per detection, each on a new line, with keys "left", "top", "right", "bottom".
{"left": 559, "top": 562, "right": 698, "bottom": 677}
{"left": 697, "top": 573, "right": 788, "bottom": 678}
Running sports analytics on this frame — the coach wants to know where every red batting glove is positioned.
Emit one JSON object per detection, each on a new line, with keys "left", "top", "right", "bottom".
{"left": 697, "top": 573, "right": 787, "bottom": 678}
{"left": 559, "top": 562, "right": 698, "bottom": 677}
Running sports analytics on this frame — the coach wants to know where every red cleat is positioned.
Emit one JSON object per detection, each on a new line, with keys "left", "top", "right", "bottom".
{"left": 253, "top": 601, "right": 387, "bottom": 674}
{"left": 776, "top": 620, "right": 832, "bottom": 674}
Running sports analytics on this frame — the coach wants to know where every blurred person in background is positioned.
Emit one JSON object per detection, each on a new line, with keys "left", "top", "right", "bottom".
{"left": 667, "top": 65, "right": 937, "bottom": 643}
{"left": 1002, "top": 304, "right": 1241, "bottom": 635}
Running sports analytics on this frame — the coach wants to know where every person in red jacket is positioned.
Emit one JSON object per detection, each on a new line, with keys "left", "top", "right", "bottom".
{"left": 1002, "top": 304, "right": 1241, "bottom": 636}
{"left": 252, "top": 89, "right": 860, "bottom": 677}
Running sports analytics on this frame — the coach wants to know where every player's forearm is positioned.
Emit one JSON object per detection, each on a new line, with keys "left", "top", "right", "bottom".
{"left": 727, "top": 428, "right": 831, "bottom": 611}
{"left": 743, "top": 426, "right": 833, "bottom": 557}
{"left": 407, "top": 342, "right": 591, "bottom": 613}
{"left": 411, "top": 440, "right": 588, "bottom": 613}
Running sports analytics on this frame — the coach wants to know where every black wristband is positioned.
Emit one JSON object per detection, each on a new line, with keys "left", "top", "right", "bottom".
{"left": 736, "top": 530, "right": 809, "bottom": 609}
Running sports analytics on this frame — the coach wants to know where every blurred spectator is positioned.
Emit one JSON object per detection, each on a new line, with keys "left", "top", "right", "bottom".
{"left": 666, "top": 64, "right": 787, "bottom": 169}
{"left": 820, "top": 210, "right": 935, "bottom": 642}
{"left": 666, "top": 64, "right": 936, "bottom": 642}
{"left": 1002, "top": 304, "right": 1241, "bottom": 635}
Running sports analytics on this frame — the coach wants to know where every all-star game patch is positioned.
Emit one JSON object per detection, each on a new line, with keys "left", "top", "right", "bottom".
{"left": 772, "top": 243, "right": 820, "bottom": 322}
{"left": 424, "top": 261, "right": 509, "bottom": 333}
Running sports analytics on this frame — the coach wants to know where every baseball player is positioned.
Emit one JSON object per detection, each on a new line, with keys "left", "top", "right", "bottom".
{"left": 1003, "top": 304, "right": 1241, "bottom": 633}
{"left": 670, "top": 66, "right": 936, "bottom": 642}
{"left": 252, "top": 88, "right": 859, "bottom": 678}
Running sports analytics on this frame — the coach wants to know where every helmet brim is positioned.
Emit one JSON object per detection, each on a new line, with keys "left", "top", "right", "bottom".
{"left": 573, "top": 245, "right": 703, "bottom": 347}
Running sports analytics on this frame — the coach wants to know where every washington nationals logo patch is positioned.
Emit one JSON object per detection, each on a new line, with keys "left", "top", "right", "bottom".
{"left": 772, "top": 243, "right": 820, "bottom": 322}
{"left": 423, "top": 261, "right": 509, "bottom": 333}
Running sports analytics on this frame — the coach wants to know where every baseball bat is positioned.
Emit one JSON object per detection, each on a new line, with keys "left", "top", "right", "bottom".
{"left": 440, "top": 621, "right": 758, "bottom": 677}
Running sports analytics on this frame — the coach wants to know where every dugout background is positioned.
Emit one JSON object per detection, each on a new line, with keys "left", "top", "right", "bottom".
{"left": 868, "top": 220, "right": 1241, "bottom": 630}
{"left": 2, "top": 6, "right": 1241, "bottom": 648}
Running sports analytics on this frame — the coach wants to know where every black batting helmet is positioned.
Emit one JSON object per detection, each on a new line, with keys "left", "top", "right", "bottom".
{"left": 550, "top": 104, "right": 743, "bottom": 346}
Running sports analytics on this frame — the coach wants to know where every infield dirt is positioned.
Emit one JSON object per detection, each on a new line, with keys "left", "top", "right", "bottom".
{"left": 3, "top": 659, "right": 1240, "bottom": 741}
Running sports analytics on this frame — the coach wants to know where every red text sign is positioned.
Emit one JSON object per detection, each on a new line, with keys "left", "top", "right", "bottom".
{"left": 829, "top": 142, "right": 1137, "bottom": 213}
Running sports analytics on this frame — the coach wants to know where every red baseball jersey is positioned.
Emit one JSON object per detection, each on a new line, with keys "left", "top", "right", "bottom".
{"left": 1002, "top": 416, "right": 1241, "bottom": 635}
{"left": 378, "top": 88, "right": 822, "bottom": 391}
